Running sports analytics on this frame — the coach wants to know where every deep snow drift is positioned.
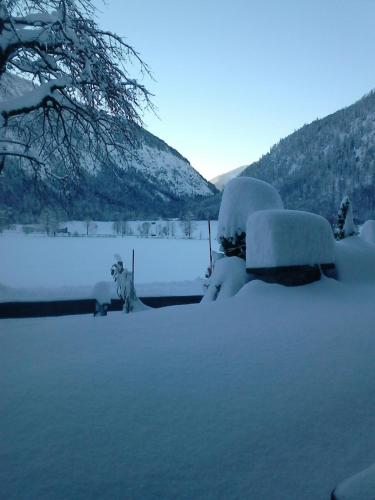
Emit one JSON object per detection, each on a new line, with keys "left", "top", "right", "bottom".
{"left": 333, "top": 463, "right": 375, "bottom": 499}
{"left": 202, "top": 256, "right": 248, "bottom": 302}
{"left": 2, "top": 277, "right": 375, "bottom": 500}
{"left": 2, "top": 233, "right": 375, "bottom": 499}
{"left": 360, "top": 219, "right": 375, "bottom": 245}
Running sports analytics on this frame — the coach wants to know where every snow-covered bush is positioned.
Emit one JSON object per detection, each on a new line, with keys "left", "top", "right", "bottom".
{"left": 202, "top": 256, "right": 249, "bottom": 302}
{"left": 334, "top": 196, "right": 357, "bottom": 240}
{"left": 246, "top": 210, "right": 335, "bottom": 283}
{"left": 217, "top": 177, "right": 283, "bottom": 258}
{"left": 110, "top": 255, "right": 149, "bottom": 313}
{"left": 360, "top": 219, "right": 375, "bottom": 245}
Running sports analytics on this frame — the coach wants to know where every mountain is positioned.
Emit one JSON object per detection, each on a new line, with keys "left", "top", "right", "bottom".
{"left": 0, "top": 74, "right": 216, "bottom": 222}
{"left": 241, "top": 91, "right": 375, "bottom": 223}
{"left": 210, "top": 165, "right": 246, "bottom": 190}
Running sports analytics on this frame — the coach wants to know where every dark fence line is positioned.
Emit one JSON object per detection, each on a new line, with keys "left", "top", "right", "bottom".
{"left": 0, "top": 296, "right": 203, "bottom": 319}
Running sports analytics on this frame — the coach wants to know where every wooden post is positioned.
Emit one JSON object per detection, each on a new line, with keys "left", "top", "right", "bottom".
{"left": 132, "top": 249, "right": 135, "bottom": 298}
{"left": 208, "top": 219, "right": 213, "bottom": 273}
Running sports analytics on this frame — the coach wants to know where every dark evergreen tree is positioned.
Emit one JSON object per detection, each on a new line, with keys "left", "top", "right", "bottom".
{"left": 220, "top": 232, "right": 246, "bottom": 259}
{"left": 334, "top": 196, "right": 356, "bottom": 240}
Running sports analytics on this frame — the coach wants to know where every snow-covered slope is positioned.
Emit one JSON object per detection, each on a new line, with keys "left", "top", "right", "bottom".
{"left": 0, "top": 74, "right": 216, "bottom": 220}
{"left": 0, "top": 73, "right": 34, "bottom": 101}
{"left": 129, "top": 133, "right": 214, "bottom": 198}
{"left": 210, "top": 165, "right": 246, "bottom": 190}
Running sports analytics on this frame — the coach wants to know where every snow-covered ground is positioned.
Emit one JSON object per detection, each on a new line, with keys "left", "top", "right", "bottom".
{"left": 2, "top": 275, "right": 375, "bottom": 499}
{"left": 2, "top": 235, "right": 375, "bottom": 499}
{"left": 0, "top": 233, "right": 217, "bottom": 301}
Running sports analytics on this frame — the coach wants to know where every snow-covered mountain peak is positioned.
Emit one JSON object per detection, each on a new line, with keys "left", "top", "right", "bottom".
{"left": 210, "top": 165, "right": 246, "bottom": 190}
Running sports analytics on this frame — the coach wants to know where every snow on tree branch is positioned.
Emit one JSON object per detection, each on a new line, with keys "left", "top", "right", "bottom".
{"left": 0, "top": 0, "right": 153, "bottom": 181}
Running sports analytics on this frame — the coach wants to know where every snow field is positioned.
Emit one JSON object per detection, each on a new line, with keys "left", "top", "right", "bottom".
{"left": 0, "top": 234, "right": 218, "bottom": 301}
{"left": 2, "top": 279, "right": 375, "bottom": 499}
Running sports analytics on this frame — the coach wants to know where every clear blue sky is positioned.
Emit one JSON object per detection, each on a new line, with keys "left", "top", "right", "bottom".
{"left": 96, "top": 0, "right": 375, "bottom": 180}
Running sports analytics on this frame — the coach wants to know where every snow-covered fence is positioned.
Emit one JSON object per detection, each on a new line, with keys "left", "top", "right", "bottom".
{"left": 0, "top": 296, "right": 203, "bottom": 319}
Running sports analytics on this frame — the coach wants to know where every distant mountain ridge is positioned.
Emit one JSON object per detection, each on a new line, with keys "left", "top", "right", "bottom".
{"left": 241, "top": 91, "right": 375, "bottom": 222}
{"left": 210, "top": 165, "right": 246, "bottom": 190}
{"left": 0, "top": 74, "right": 216, "bottom": 222}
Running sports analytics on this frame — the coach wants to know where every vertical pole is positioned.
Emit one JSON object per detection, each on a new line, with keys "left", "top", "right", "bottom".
{"left": 132, "top": 249, "right": 135, "bottom": 298}
{"left": 208, "top": 219, "right": 213, "bottom": 273}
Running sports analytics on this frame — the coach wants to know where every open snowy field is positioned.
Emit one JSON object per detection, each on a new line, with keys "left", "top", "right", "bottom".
{"left": 2, "top": 226, "right": 375, "bottom": 498}
{"left": 2, "top": 277, "right": 375, "bottom": 499}
{"left": 0, "top": 233, "right": 218, "bottom": 301}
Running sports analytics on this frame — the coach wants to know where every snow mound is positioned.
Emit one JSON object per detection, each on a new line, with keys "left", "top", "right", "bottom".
{"left": 335, "top": 236, "right": 375, "bottom": 283}
{"left": 3, "top": 278, "right": 375, "bottom": 499}
{"left": 246, "top": 209, "right": 335, "bottom": 268}
{"left": 333, "top": 463, "right": 375, "bottom": 499}
{"left": 202, "top": 256, "right": 248, "bottom": 302}
{"left": 92, "top": 281, "right": 112, "bottom": 304}
{"left": 360, "top": 220, "right": 375, "bottom": 245}
{"left": 217, "top": 177, "right": 283, "bottom": 241}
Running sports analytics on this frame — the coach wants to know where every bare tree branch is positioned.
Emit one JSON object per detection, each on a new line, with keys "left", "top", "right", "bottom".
{"left": 0, "top": 0, "right": 153, "bottom": 182}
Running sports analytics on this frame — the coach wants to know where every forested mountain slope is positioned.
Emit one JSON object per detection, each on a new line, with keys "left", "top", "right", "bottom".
{"left": 0, "top": 75, "right": 216, "bottom": 222}
{"left": 242, "top": 91, "right": 375, "bottom": 222}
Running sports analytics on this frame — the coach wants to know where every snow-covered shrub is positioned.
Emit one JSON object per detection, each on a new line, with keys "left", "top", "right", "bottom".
{"left": 360, "top": 219, "right": 375, "bottom": 245}
{"left": 246, "top": 210, "right": 335, "bottom": 285}
{"left": 110, "top": 255, "right": 149, "bottom": 313}
{"left": 202, "top": 256, "right": 249, "bottom": 302}
{"left": 334, "top": 196, "right": 356, "bottom": 240}
{"left": 217, "top": 177, "right": 283, "bottom": 258}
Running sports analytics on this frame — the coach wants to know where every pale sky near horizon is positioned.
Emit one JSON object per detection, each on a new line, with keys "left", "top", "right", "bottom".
{"left": 97, "top": 0, "right": 375, "bottom": 180}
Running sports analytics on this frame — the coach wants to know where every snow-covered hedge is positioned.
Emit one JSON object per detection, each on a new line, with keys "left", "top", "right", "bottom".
{"left": 246, "top": 209, "right": 335, "bottom": 269}
{"left": 202, "top": 256, "right": 248, "bottom": 302}
{"left": 360, "top": 219, "right": 375, "bottom": 245}
{"left": 217, "top": 177, "right": 283, "bottom": 257}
